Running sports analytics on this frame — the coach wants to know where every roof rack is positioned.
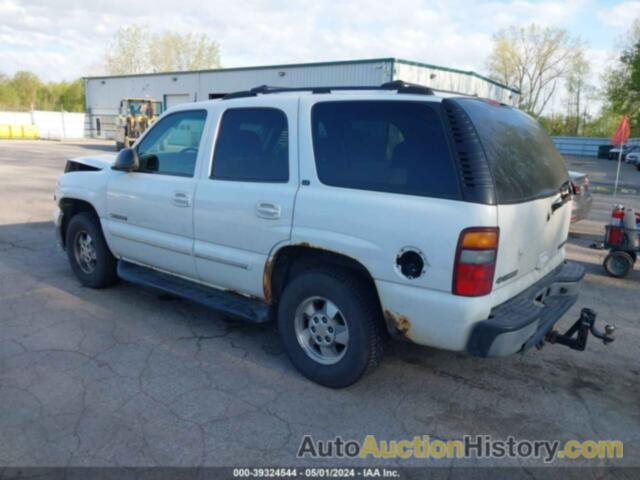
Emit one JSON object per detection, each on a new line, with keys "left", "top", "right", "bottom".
{"left": 221, "top": 80, "right": 435, "bottom": 100}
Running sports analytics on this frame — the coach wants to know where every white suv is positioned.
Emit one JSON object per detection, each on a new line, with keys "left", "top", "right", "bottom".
{"left": 55, "top": 82, "right": 583, "bottom": 387}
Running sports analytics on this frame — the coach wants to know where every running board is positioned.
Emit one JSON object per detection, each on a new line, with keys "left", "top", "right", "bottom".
{"left": 117, "top": 261, "right": 272, "bottom": 323}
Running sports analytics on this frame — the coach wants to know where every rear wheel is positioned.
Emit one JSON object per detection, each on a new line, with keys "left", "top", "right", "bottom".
{"left": 603, "top": 251, "right": 634, "bottom": 278}
{"left": 277, "top": 268, "right": 384, "bottom": 388}
{"left": 66, "top": 212, "right": 118, "bottom": 288}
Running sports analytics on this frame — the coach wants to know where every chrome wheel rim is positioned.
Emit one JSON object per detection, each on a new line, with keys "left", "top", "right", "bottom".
{"left": 73, "top": 230, "right": 97, "bottom": 274}
{"left": 294, "top": 296, "right": 349, "bottom": 365}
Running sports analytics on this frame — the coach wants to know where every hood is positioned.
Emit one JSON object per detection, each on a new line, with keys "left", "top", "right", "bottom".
{"left": 68, "top": 154, "right": 117, "bottom": 170}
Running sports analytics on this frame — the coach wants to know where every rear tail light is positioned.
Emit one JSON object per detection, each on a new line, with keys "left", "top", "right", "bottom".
{"left": 572, "top": 183, "right": 581, "bottom": 195}
{"left": 453, "top": 227, "right": 499, "bottom": 297}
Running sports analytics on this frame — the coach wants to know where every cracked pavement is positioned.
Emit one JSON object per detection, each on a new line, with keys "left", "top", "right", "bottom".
{"left": 0, "top": 140, "right": 638, "bottom": 471}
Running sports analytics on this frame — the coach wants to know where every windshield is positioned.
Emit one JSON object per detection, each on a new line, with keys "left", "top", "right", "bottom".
{"left": 455, "top": 98, "right": 569, "bottom": 204}
{"left": 126, "top": 100, "right": 159, "bottom": 116}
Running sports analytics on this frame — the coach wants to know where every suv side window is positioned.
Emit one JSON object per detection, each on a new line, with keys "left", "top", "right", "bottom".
{"left": 311, "top": 101, "right": 459, "bottom": 199}
{"left": 136, "top": 110, "right": 207, "bottom": 177}
{"left": 211, "top": 108, "right": 289, "bottom": 182}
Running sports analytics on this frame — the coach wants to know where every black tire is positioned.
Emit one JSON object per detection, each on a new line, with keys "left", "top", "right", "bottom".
{"left": 115, "top": 141, "right": 124, "bottom": 151}
{"left": 66, "top": 212, "right": 118, "bottom": 288}
{"left": 277, "top": 268, "right": 384, "bottom": 388}
{"left": 603, "top": 251, "right": 634, "bottom": 278}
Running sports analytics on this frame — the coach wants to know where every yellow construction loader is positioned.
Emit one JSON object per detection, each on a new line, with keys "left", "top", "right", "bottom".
{"left": 115, "top": 98, "right": 163, "bottom": 150}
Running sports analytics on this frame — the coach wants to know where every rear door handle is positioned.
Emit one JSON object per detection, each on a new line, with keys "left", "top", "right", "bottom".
{"left": 255, "top": 202, "right": 281, "bottom": 219}
{"left": 172, "top": 191, "right": 191, "bottom": 207}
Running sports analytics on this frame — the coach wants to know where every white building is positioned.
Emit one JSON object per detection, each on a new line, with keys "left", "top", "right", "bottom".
{"left": 84, "top": 58, "right": 520, "bottom": 140}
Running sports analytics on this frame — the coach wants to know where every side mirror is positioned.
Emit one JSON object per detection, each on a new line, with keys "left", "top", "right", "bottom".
{"left": 113, "top": 148, "right": 139, "bottom": 172}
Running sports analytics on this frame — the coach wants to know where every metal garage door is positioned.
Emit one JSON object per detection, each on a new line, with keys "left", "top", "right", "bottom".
{"left": 164, "top": 94, "right": 191, "bottom": 110}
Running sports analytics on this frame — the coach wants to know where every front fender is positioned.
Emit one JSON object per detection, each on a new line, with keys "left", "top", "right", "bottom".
{"left": 56, "top": 171, "right": 109, "bottom": 218}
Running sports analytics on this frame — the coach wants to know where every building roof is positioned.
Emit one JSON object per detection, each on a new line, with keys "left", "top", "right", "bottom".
{"left": 83, "top": 57, "right": 520, "bottom": 95}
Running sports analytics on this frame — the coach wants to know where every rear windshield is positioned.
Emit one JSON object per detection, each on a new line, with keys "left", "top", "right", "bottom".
{"left": 456, "top": 98, "right": 569, "bottom": 203}
{"left": 311, "top": 101, "right": 460, "bottom": 199}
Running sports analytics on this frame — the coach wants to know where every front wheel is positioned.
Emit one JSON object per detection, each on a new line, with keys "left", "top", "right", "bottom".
{"left": 603, "top": 250, "right": 634, "bottom": 278}
{"left": 277, "top": 268, "right": 384, "bottom": 388}
{"left": 66, "top": 212, "right": 118, "bottom": 288}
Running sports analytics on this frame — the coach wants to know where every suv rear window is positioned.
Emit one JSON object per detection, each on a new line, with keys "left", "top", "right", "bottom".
{"left": 455, "top": 98, "right": 569, "bottom": 203}
{"left": 311, "top": 101, "right": 460, "bottom": 199}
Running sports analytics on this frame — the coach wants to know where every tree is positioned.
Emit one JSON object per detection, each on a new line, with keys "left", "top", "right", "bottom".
{"left": 148, "top": 32, "right": 221, "bottom": 72}
{"left": 0, "top": 74, "right": 20, "bottom": 110}
{"left": 0, "top": 71, "right": 85, "bottom": 112}
{"left": 12, "top": 71, "right": 41, "bottom": 110}
{"left": 486, "top": 24, "right": 585, "bottom": 117}
{"left": 104, "top": 25, "right": 221, "bottom": 75}
{"left": 604, "top": 19, "right": 640, "bottom": 135}
{"left": 104, "top": 25, "right": 153, "bottom": 75}
{"left": 59, "top": 80, "right": 85, "bottom": 112}
{"left": 564, "top": 52, "right": 591, "bottom": 135}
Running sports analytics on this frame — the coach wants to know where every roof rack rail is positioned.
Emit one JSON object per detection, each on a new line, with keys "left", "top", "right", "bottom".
{"left": 221, "top": 81, "right": 435, "bottom": 100}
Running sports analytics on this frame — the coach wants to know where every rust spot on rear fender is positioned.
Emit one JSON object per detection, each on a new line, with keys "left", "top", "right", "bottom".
{"left": 262, "top": 242, "right": 353, "bottom": 306}
{"left": 263, "top": 258, "right": 275, "bottom": 304}
{"left": 384, "top": 309, "right": 411, "bottom": 337}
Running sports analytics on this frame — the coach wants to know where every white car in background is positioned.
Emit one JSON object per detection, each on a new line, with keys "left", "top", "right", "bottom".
{"left": 625, "top": 150, "right": 640, "bottom": 169}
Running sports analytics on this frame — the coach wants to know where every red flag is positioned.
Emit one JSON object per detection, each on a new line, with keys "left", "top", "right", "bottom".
{"left": 611, "top": 115, "right": 631, "bottom": 146}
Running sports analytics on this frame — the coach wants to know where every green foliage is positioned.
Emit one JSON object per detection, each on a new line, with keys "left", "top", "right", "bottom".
{"left": 0, "top": 72, "right": 85, "bottom": 112}
{"left": 105, "top": 25, "right": 221, "bottom": 75}
{"left": 538, "top": 109, "right": 621, "bottom": 137}
{"left": 538, "top": 115, "right": 568, "bottom": 136}
{"left": 604, "top": 19, "right": 640, "bottom": 136}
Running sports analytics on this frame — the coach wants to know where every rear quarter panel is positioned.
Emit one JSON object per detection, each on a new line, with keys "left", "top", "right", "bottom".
{"left": 292, "top": 96, "right": 498, "bottom": 349}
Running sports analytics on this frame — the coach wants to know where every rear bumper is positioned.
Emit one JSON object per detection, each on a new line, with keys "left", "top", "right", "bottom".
{"left": 466, "top": 261, "right": 585, "bottom": 357}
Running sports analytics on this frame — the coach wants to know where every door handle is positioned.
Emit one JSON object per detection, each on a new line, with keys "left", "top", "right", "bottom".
{"left": 255, "top": 202, "right": 281, "bottom": 219}
{"left": 172, "top": 191, "right": 191, "bottom": 207}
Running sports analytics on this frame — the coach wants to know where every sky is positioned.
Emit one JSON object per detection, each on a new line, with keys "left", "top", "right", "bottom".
{"left": 1, "top": 0, "right": 639, "bottom": 112}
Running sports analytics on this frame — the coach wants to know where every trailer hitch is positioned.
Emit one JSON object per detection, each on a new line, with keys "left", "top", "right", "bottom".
{"left": 544, "top": 308, "right": 615, "bottom": 351}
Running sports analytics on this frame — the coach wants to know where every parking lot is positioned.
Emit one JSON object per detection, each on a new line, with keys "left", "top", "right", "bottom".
{"left": 0, "top": 140, "right": 639, "bottom": 471}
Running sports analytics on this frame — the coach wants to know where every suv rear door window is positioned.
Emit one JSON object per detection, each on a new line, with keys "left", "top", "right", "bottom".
{"left": 454, "top": 98, "right": 569, "bottom": 203}
{"left": 311, "top": 101, "right": 460, "bottom": 199}
{"left": 212, "top": 108, "right": 289, "bottom": 182}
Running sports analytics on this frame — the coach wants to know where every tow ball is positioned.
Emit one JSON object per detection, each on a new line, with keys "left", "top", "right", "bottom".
{"left": 543, "top": 308, "right": 615, "bottom": 351}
